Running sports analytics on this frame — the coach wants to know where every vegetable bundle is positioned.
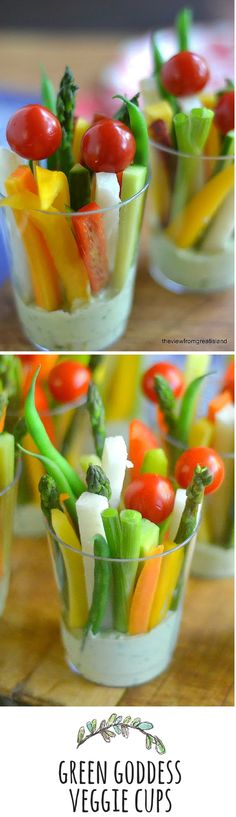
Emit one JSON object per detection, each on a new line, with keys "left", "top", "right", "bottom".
{"left": 0, "top": 68, "right": 149, "bottom": 312}
{"left": 20, "top": 369, "right": 225, "bottom": 641}
{"left": 143, "top": 8, "right": 234, "bottom": 252}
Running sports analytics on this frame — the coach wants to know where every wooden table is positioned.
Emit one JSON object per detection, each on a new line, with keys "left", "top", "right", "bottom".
{"left": 0, "top": 535, "right": 234, "bottom": 707}
{"left": 0, "top": 32, "right": 234, "bottom": 353}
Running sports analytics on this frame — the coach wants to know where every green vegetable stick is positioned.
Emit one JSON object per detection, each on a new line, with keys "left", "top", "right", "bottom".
{"left": 171, "top": 108, "right": 214, "bottom": 219}
{"left": 176, "top": 373, "right": 211, "bottom": 445}
{"left": 154, "top": 374, "right": 178, "bottom": 437}
{"left": 0, "top": 433, "right": 15, "bottom": 590}
{"left": 102, "top": 507, "right": 127, "bottom": 632}
{"left": 18, "top": 443, "right": 78, "bottom": 530}
{"left": 113, "top": 94, "right": 149, "bottom": 168}
{"left": 175, "top": 465, "right": 212, "bottom": 544}
{"left": 24, "top": 368, "right": 85, "bottom": 499}
{"left": 87, "top": 382, "right": 106, "bottom": 459}
{"left": 86, "top": 464, "right": 111, "bottom": 501}
{"left": 151, "top": 35, "right": 179, "bottom": 114}
{"left": 83, "top": 534, "right": 111, "bottom": 639}
{"left": 114, "top": 93, "right": 140, "bottom": 127}
{"left": 0, "top": 432, "right": 15, "bottom": 490}
{"left": 40, "top": 68, "right": 57, "bottom": 114}
{"left": 120, "top": 509, "right": 142, "bottom": 630}
{"left": 141, "top": 448, "right": 168, "bottom": 477}
{"left": 175, "top": 8, "right": 192, "bottom": 51}
{"left": 55, "top": 66, "right": 78, "bottom": 177}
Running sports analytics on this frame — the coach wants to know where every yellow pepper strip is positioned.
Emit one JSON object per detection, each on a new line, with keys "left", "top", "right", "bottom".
{"left": 204, "top": 122, "right": 221, "bottom": 179}
{"left": 0, "top": 192, "right": 90, "bottom": 304}
{"left": 73, "top": 117, "right": 90, "bottom": 162}
{"left": 36, "top": 166, "right": 70, "bottom": 211}
{"left": 200, "top": 92, "right": 216, "bottom": 109}
{"left": 144, "top": 100, "right": 173, "bottom": 129}
{"left": 198, "top": 511, "right": 211, "bottom": 545}
{"left": 51, "top": 508, "right": 88, "bottom": 630}
{"left": 5, "top": 171, "right": 61, "bottom": 311}
{"left": 166, "top": 163, "right": 234, "bottom": 248}
{"left": 23, "top": 433, "right": 44, "bottom": 504}
{"left": 149, "top": 540, "right": 184, "bottom": 629}
{"left": 189, "top": 418, "right": 214, "bottom": 447}
{"left": 106, "top": 355, "right": 141, "bottom": 421}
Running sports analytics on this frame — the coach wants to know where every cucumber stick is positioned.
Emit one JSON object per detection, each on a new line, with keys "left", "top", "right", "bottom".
{"left": 0, "top": 433, "right": 15, "bottom": 490}
{"left": 207, "top": 404, "right": 234, "bottom": 545}
{"left": 139, "top": 518, "right": 159, "bottom": 558}
{"left": 113, "top": 165, "right": 147, "bottom": 290}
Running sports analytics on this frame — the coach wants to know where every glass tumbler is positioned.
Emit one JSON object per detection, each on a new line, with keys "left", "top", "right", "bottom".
{"left": 148, "top": 141, "right": 234, "bottom": 293}
{"left": 46, "top": 520, "right": 199, "bottom": 687}
{"left": 0, "top": 457, "right": 21, "bottom": 615}
{"left": 0, "top": 178, "right": 149, "bottom": 351}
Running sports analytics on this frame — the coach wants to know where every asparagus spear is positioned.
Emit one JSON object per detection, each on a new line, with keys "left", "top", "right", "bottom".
{"left": 154, "top": 375, "right": 178, "bottom": 437}
{"left": 86, "top": 464, "right": 111, "bottom": 501}
{"left": 87, "top": 382, "right": 106, "bottom": 459}
{"left": 175, "top": 465, "right": 213, "bottom": 544}
{"left": 38, "top": 473, "right": 62, "bottom": 525}
{"left": 55, "top": 66, "right": 78, "bottom": 177}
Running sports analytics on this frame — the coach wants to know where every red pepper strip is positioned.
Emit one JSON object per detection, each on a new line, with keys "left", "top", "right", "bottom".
{"left": 73, "top": 202, "right": 109, "bottom": 294}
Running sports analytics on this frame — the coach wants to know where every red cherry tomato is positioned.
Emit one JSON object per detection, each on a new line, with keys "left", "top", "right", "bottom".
{"left": 48, "top": 361, "right": 91, "bottom": 404}
{"left": 175, "top": 447, "right": 225, "bottom": 495}
{"left": 124, "top": 473, "right": 175, "bottom": 525}
{"left": 81, "top": 119, "right": 136, "bottom": 172}
{"left": 6, "top": 105, "right": 62, "bottom": 160}
{"left": 142, "top": 362, "right": 185, "bottom": 403}
{"left": 214, "top": 91, "right": 234, "bottom": 135}
{"left": 161, "top": 51, "right": 209, "bottom": 97}
{"left": 222, "top": 360, "right": 234, "bottom": 401}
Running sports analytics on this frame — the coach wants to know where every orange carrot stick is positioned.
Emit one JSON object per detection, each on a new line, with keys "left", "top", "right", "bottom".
{"left": 128, "top": 545, "right": 164, "bottom": 635}
{"left": 208, "top": 390, "right": 232, "bottom": 423}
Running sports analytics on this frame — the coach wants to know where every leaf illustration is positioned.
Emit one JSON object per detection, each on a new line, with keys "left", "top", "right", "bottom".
{"left": 101, "top": 731, "right": 111, "bottom": 743}
{"left": 99, "top": 720, "right": 107, "bottom": 730}
{"left": 121, "top": 724, "right": 129, "bottom": 739}
{"left": 138, "top": 722, "right": 154, "bottom": 731}
{"left": 86, "top": 720, "right": 97, "bottom": 733}
{"left": 115, "top": 716, "right": 123, "bottom": 724}
{"left": 132, "top": 717, "right": 142, "bottom": 727}
{"left": 123, "top": 716, "right": 132, "bottom": 724}
{"left": 155, "top": 738, "right": 166, "bottom": 754}
{"left": 146, "top": 734, "right": 153, "bottom": 750}
{"left": 107, "top": 713, "right": 118, "bottom": 726}
{"left": 113, "top": 725, "right": 122, "bottom": 735}
{"left": 105, "top": 730, "right": 116, "bottom": 738}
{"left": 77, "top": 727, "right": 85, "bottom": 745}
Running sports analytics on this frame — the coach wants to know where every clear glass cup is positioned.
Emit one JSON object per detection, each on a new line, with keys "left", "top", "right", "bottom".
{"left": 0, "top": 456, "right": 21, "bottom": 615}
{"left": 46, "top": 520, "right": 199, "bottom": 687}
{"left": 1, "top": 181, "right": 149, "bottom": 351}
{"left": 161, "top": 433, "right": 234, "bottom": 580}
{"left": 8, "top": 397, "right": 91, "bottom": 538}
{"left": 148, "top": 142, "right": 234, "bottom": 293}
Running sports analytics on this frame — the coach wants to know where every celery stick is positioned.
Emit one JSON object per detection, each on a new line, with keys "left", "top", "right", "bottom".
{"left": 0, "top": 433, "right": 15, "bottom": 592}
{"left": 176, "top": 8, "right": 192, "bottom": 51}
{"left": 207, "top": 404, "right": 234, "bottom": 546}
{"left": 102, "top": 507, "right": 127, "bottom": 631}
{"left": 119, "top": 509, "right": 142, "bottom": 631}
{"left": 171, "top": 108, "right": 214, "bottom": 219}
{"left": 139, "top": 518, "right": 159, "bottom": 558}
{"left": 0, "top": 432, "right": 15, "bottom": 490}
{"left": 141, "top": 447, "right": 168, "bottom": 477}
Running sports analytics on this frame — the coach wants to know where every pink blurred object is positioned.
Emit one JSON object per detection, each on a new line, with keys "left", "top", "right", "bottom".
{"left": 76, "top": 22, "right": 234, "bottom": 119}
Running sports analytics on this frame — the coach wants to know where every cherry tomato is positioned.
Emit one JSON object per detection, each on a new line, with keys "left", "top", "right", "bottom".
{"left": 214, "top": 91, "right": 234, "bottom": 135}
{"left": 124, "top": 473, "right": 175, "bottom": 525}
{"left": 161, "top": 51, "right": 209, "bottom": 97}
{"left": 48, "top": 361, "right": 91, "bottom": 404}
{"left": 142, "top": 362, "right": 185, "bottom": 403}
{"left": 175, "top": 447, "right": 225, "bottom": 495}
{"left": 222, "top": 360, "right": 234, "bottom": 401}
{"left": 81, "top": 119, "right": 136, "bottom": 172}
{"left": 6, "top": 105, "right": 62, "bottom": 160}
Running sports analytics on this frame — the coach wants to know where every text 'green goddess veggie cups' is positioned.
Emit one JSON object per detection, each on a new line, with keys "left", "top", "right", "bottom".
{"left": 0, "top": 181, "right": 148, "bottom": 352}
{"left": 147, "top": 143, "right": 234, "bottom": 294}
{"left": 0, "top": 454, "right": 21, "bottom": 616}
{"left": 46, "top": 518, "right": 200, "bottom": 687}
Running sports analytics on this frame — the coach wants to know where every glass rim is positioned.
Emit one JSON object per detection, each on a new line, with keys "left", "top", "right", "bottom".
{"left": 149, "top": 138, "right": 235, "bottom": 162}
{"left": 0, "top": 176, "right": 150, "bottom": 217}
{"left": 7, "top": 392, "right": 87, "bottom": 419}
{"left": 46, "top": 516, "right": 200, "bottom": 563}
{"left": 160, "top": 429, "right": 234, "bottom": 461}
{"left": 0, "top": 455, "right": 22, "bottom": 498}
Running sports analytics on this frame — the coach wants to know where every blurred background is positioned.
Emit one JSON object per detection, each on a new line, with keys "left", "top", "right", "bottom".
{"left": 0, "top": 0, "right": 234, "bottom": 31}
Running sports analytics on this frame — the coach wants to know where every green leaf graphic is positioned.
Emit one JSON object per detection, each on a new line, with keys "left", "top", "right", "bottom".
{"left": 77, "top": 727, "right": 85, "bottom": 745}
{"left": 138, "top": 722, "right": 154, "bottom": 731}
{"left": 113, "top": 725, "right": 122, "bottom": 734}
{"left": 155, "top": 738, "right": 166, "bottom": 754}
{"left": 132, "top": 718, "right": 142, "bottom": 727}
{"left": 107, "top": 713, "right": 118, "bottom": 726}
{"left": 123, "top": 716, "right": 132, "bottom": 724}
{"left": 146, "top": 734, "right": 153, "bottom": 750}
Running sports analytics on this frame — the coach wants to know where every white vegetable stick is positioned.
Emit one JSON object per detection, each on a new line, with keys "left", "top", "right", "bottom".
{"left": 76, "top": 492, "right": 108, "bottom": 605}
{"left": 168, "top": 489, "right": 187, "bottom": 541}
{"left": 0, "top": 146, "right": 33, "bottom": 302}
{"left": 102, "top": 435, "right": 129, "bottom": 508}
{"left": 201, "top": 190, "right": 234, "bottom": 252}
{"left": 95, "top": 172, "right": 120, "bottom": 271}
